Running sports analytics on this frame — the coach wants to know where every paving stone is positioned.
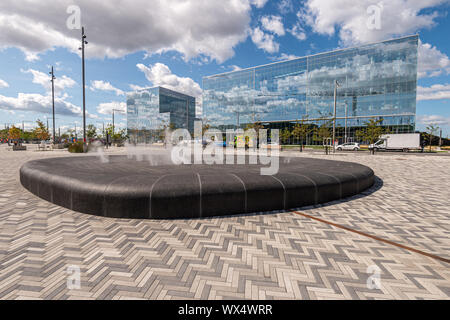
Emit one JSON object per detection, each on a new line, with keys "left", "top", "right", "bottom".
{"left": 0, "top": 146, "right": 449, "bottom": 300}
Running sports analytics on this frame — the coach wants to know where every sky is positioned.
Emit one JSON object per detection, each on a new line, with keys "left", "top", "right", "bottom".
{"left": 0, "top": 0, "right": 450, "bottom": 137}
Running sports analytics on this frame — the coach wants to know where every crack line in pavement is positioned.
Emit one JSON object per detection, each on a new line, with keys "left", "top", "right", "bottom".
{"left": 292, "top": 210, "right": 450, "bottom": 264}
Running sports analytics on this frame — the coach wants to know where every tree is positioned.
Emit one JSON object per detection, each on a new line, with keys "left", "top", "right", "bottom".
{"left": 8, "top": 126, "right": 21, "bottom": 141}
{"left": 21, "top": 130, "right": 34, "bottom": 141}
{"left": 355, "top": 118, "right": 384, "bottom": 155}
{"left": 245, "top": 121, "right": 264, "bottom": 148}
{"left": 202, "top": 122, "right": 211, "bottom": 136}
{"left": 426, "top": 124, "right": 439, "bottom": 152}
{"left": 33, "top": 120, "right": 50, "bottom": 141}
{"left": 292, "top": 117, "right": 313, "bottom": 152}
{"left": 0, "top": 129, "right": 8, "bottom": 141}
{"left": 280, "top": 128, "right": 292, "bottom": 145}
{"left": 106, "top": 124, "right": 127, "bottom": 144}
{"left": 60, "top": 132, "right": 70, "bottom": 140}
{"left": 314, "top": 120, "right": 332, "bottom": 154}
{"left": 86, "top": 124, "right": 97, "bottom": 141}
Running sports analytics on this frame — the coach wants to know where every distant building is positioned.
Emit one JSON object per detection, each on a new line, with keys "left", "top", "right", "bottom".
{"left": 203, "top": 35, "right": 419, "bottom": 143}
{"left": 127, "top": 86, "right": 196, "bottom": 143}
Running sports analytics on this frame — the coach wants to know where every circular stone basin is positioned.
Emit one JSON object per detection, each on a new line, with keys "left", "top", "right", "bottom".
{"left": 20, "top": 155, "right": 374, "bottom": 219}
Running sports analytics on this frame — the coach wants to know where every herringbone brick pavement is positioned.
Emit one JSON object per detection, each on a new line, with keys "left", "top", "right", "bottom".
{"left": 0, "top": 145, "right": 449, "bottom": 299}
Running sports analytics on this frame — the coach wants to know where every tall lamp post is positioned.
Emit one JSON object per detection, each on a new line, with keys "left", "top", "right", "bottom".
{"left": 21, "top": 120, "right": 34, "bottom": 142}
{"left": 79, "top": 27, "right": 88, "bottom": 146}
{"left": 49, "top": 66, "right": 56, "bottom": 143}
{"left": 332, "top": 80, "right": 340, "bottom": 153}
{"left": 74, "top": 122, "right": 78, "bottom": 141}
{"left": 22, "top": 120, "right": 34, "bottom": 133}
{"left": 344, "top": 99, "right": 348, "bottom": 143}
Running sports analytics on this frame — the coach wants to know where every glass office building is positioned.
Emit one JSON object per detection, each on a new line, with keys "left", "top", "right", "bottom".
{"left": 203, "top": 35, "right": 418, "bottom": 142}
{"left": 127, "top": 86, "right": 196, "bottom": 143}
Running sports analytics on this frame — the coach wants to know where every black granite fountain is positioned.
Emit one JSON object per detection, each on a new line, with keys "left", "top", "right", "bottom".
{"left": 20, "top": 155, "right": 374, "bottom": 219}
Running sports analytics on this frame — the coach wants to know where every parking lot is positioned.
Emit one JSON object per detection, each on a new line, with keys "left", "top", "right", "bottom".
{"left": 0, "top": 145, "right": 449, "bottom": 299}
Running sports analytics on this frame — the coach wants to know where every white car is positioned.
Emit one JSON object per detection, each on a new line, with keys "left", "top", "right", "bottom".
{"left": 336, "top": 142, "right": 360, "bottom": 151}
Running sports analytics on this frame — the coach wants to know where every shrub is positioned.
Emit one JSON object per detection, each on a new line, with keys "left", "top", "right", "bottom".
{"left": 68, "top": 141, "right": 85, "bottom": 153}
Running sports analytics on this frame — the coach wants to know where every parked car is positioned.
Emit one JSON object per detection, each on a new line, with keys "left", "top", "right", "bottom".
{"left": 336, "top": 142, "right": 360, "bottom": 151}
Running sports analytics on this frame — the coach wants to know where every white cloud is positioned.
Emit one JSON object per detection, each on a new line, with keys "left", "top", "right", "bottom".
{"left": 96, "top": 101, "right": 126, "bottom": 115}
{"left": 261, "top": 15, "right": 285, "bottom": 36}
{"left": 14, "top": 122, "right": 35, "bottom": 130}
{"left": 297, "top": 1, "right": 450, "bottom": 78}
{"left": 0, "top": 79, "right": 9, "bottom": 88}
{"left": 418, "top": 41, "right": 450, "bottom": 78}
{"left": 230, "top": 65, "right": 243, "bottom": 71}
{"left": 129, "top": 84, "right": 146, "bottom": 91}
{"left": 0, "top": 92, "right": 95, "bottom": 118}
{"left": 417, "top": 114, "right": 450, "bottom": 126}
{"left": 21, "top": 68, "right": 76, "bottom": 94}
{"left": 251, "top": 27, "right": 279, "bottom": 53}
{"left": 136, "top": 63, "right": 202, "bottom": 98}
{"left": 0, "top": 0, "right": 267, "bottom": 63}
{"left": 278, "top": 0, "right": 294, "bottom": 14}
{"left": 250, "top": 0, "right": 268, "bottom": 8}
{"left": 90, "top": 80, "right": 124, "bottom": 96}
{"left": 271, "top": 53, "right": 300, "bottom": 61}
{"left": 289, "top": 23, "right": 307, "bottom": 41}
{"left": 417, "top": 84, "right": 450, "bottom": 101}
{"left": 299, "top": 0, "right": 446, "bottom": 46}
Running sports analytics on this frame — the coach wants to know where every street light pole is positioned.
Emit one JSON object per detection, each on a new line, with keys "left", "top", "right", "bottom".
{"left": 344, "top": 100, "right": 348, "bottom": 143}
{"left": 21, "top": 120, "right": 33, "bottom": 136}
{"left": 186, "top": 100, "right": 188, "bottom": 131}
{"left": 112, "top": 108, "right": 123, "bottom": 136}
{"left": 79, "top": 27, "right": 88, "bottom": 146}
{"left": 332, "top": 80, "right": 340, "bottom": 153}
{"left": 49, "top": 66, "right": 56, "bottom": 143}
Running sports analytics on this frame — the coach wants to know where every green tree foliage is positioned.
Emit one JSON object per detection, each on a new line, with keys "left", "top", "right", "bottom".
{"left": 280, "top": 128, "right": 292, "bottom": 145}
{"left": 0, "top": 129, "right": 8, "bottom": 141}
{"left": 426, "top": 124, "right": 439, "bottom": 152}
{"left": 355, "top": 118, "right": 384, "bottom": 154}
{"left": 21, "top": 130, "right": 34, "bottom": 141}
{"left": 86, "top": 124, "right": 97, "bottom": 141}
{"left": 105, "top": 124, "right": 128, "bottom": 143}
{"left": 313, "top": 119, "right": 332, "bottom": 154}
{"left": 292, "top": 117, "right": 313, "bottom": 152}
{"left": 245, "top": 121, "right": 264, "bottom": 148}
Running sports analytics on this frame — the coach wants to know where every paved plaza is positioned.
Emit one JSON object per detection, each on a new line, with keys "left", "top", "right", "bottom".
{"left": 0, "top": 145, "right": 449, "bottom": 300}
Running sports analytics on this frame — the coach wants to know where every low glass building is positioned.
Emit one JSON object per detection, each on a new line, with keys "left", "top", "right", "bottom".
{"left": 127, "top": 86, "right": 196, "bottom": 143}
{"left": 203, "top": 35, "right": 418, "bottom": 142}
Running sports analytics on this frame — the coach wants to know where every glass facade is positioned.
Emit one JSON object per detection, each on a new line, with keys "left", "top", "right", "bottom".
{"left": 127, "top": 86, "right": 196, "bottom": 143}
{"left": 203, "top": 35, "right": 418, "bottom": 139}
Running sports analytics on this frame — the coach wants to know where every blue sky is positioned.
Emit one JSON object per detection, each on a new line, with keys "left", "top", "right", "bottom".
{"left": 0, "top": 0, "right": 450, "bottom": 136}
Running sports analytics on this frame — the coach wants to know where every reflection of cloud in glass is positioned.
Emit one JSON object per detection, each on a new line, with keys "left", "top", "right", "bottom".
{"left": 203, "top": 36, "right": 418, "bottom": 128}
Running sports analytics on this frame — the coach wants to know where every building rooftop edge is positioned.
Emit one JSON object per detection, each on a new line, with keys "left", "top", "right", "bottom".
{"left": 127, "top": 86, "right": 195, "bottom": 99}
{"left": 203, "top": 34, "right": 419, "bottom": 79}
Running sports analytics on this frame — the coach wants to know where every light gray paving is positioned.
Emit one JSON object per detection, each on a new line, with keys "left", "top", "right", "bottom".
{"left": 0, "top": 145, "right": 449, "bottom": 300}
